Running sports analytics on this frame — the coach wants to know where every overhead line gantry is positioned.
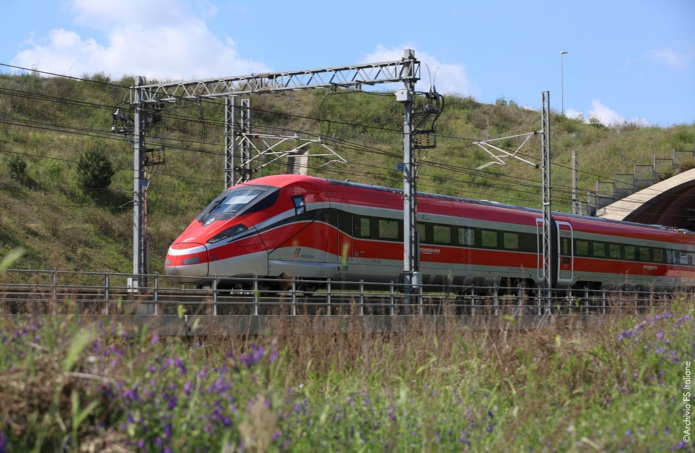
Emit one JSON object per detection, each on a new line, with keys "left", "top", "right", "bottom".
{"left": 127, "top": 50, "right": 426, "bottom": 298}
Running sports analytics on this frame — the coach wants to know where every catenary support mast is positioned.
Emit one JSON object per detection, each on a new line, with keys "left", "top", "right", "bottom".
{"left": 541, "top": 91, "right": 552, "bottom": 308}
{"left": 397, "top": 51, "right": 419, "bottom": 302}
{"left": 131, "top": 76, "right": 146, "bottom": 288}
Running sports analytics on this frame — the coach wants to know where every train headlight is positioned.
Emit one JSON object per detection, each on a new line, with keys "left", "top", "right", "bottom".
{"left": 207, "top": 224, "right": 248, "bottom": 244}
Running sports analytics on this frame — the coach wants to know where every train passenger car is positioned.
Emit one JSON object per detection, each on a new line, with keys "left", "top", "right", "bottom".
{"left": 165, "top": 174, "right": 695, "bottom": 291}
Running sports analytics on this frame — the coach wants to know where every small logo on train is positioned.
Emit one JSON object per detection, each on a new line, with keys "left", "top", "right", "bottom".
{"left": 293, "top": 247, "right": 315, "bottom": 259}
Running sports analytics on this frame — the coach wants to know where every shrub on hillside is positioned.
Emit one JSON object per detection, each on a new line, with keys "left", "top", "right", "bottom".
{"left": 76, "top": 145, "right": 115, "bottom": 194}
{"left": 7, "top": 156, "right": 27, "bottom": 182}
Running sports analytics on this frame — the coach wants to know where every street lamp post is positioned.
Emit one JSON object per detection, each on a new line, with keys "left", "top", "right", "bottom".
{"left": 561, "top": 51, "right": 568, "bottom": 115}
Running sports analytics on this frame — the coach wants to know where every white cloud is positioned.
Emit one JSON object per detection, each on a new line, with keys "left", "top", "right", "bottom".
{"left": 361, "top": 45, "right": 478, "bottom": 97}
{"left": 637, "top": 47, "right": 692, "bottom": 70}
{"left": 566, "top": 100, "right": 648, "bottom": 127}
{"left": 10, "top": 0, "right": 269, "bottom": 80}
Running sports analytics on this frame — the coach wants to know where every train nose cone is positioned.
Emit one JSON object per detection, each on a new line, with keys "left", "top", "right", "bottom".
{"left": 165, "top": 241, "right": 209, "bottom": 283}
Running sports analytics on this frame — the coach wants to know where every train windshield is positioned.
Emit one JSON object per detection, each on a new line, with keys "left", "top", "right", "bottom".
{"left": 196, "top": 185, "right": 278, "bottom": 224}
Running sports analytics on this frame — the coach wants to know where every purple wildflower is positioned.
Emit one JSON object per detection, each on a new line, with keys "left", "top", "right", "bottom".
{"left": 123, "top": 386, "right": 140, "bottom": 402}
{"left": 618, "top": 329, "right": 632, "bottom": 341}
{"left": 269, "top": 348, "right": 279, "bottom": 364}
{"left": 174, "top": 358, "right": 187, "bottom": 375}
{"left": 240, "top": 343, "right": 266, "bottom": 368}
{"left": 165, "top": 393, "right": 177, "bottom": 410}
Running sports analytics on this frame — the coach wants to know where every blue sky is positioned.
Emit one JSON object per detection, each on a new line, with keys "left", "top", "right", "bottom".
{"left": 1, "top": 0, "right": 693, "bottom": 127}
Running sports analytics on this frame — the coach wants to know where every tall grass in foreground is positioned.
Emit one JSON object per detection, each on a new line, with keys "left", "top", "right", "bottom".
{"left": 0, "top": 300, "right": 693, "bottom": 451}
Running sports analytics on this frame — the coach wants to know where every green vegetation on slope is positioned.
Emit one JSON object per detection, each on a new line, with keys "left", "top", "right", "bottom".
{"left": 1, "top": 73, "right": 694, "bottom": 274}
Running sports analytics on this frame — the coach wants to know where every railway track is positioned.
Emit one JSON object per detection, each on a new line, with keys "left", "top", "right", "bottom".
{"left": 1, "top": 269, "right": 678, "bottom": 335}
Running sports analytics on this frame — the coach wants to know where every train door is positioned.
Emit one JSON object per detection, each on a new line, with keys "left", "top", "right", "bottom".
{"left": 331, "top": 198, "right": 353, "bottom": 280}
{"left": 535, "top": 218, "right": 573, "bottom": 286}
{"left": 556, "top": 221, "right": 574, "bottom": 284}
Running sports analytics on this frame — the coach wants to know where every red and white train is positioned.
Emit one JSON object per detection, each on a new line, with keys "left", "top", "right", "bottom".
{"left": 165, "top": 174, "right": 695, "bottom": 291}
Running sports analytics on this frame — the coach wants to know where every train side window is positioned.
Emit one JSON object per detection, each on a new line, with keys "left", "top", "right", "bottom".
{"left": 653, "top": 248, "right": 665, "bottom": 263}
{"left": 593, "top": 242, "right": 606, "bottom": 258}
{"left": 339, "top": 211, "right": 352, "bottom": 235}
{"left": 292, "top": 195, "right": 305, "bottom": 215}
{"left": 354, "top": 216, "right": 371, "bottom": 239}
{"left": 575, "top": 240, "right": 589, "bottom": 256}
{"left": 319, "top": 210, "right": 339, "bottom": 228}
{"left": 519, "top": 233, "right": 537, "bottom": 253}
{"left": 503, "top": 232, "right": 519, "bottom": 250}
{"left": 458, "top": 227, "right": 474, "bottom": 246}
{"left": 417, "top": 223, "right": 428, "bottom": 244}
{"left": 625, "top": 245, "right": 636, "bottom": 260}
{"left": 609, "top": 244, "right": 621, "bottom": 259}
{"left": 481, "top": 230, "right": 498, "bottom": 248}
{"left": 379, "top": 219, "right": 400, "bottom": 240}
{"left": 638, "top": 246, "right": 651, "bottom": 262}
{"left": 561, "top": 237, "right": 570, "bottom": 255}
{"left": 433, "top": 224, "right": 452, "bottom": 244}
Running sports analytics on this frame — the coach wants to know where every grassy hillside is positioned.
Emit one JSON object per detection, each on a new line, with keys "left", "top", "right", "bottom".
{"left": 1, "top": 73, "right": 694, "bottom": 275}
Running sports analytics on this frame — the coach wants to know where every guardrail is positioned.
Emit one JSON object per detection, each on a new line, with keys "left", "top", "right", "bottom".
{"left": 0, "top": 268, "right": 680, "bottom": 317}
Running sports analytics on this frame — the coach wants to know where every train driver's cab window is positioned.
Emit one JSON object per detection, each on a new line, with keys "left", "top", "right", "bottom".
{"left": 292, "top": 195, "right": 305, "bottom": 215}
{"left": 197, "top": 186, "right": 277, "bottom": 224}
